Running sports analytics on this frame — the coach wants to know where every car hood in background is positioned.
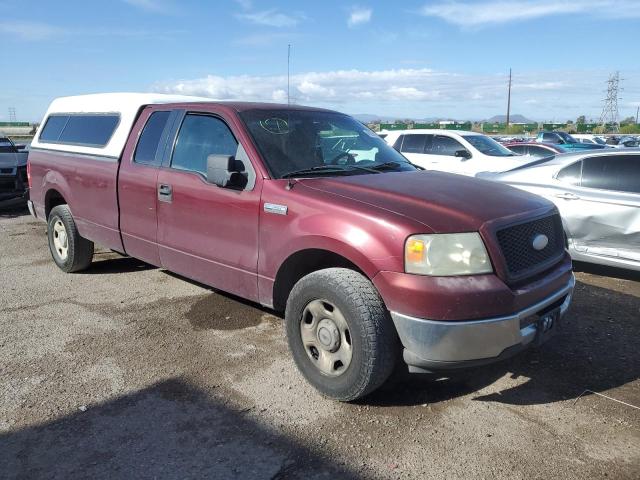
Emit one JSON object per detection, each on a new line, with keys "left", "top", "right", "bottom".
{"left": 301, "top": 170, "right": 552, "bottom": 233}
{"left": 559, "top": 143, "right": 607, "bottom": 150}
{"left": 0, "top": 151, "right": 28, "bottom": 168}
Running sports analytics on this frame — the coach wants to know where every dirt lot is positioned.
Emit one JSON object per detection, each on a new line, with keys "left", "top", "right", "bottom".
{"left": 1, "top": 202, "right": 639, "bottom": 479}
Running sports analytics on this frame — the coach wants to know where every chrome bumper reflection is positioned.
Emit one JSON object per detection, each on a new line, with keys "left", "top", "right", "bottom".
{"left": 390, "top": 274, "right": 575, "bottom": 366}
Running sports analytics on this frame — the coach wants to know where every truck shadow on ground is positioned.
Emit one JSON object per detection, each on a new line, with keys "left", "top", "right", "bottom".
{"left": 0, "top": 378, "right": 356, "bottom": 480}
{"left": 82, "top": 252, "right": 156, "bottom": 274}
{"left": 70, "top": 254, "right": 639, "bottom": 410}
{"left": 367, "top": 278, "right": 639, "bottom": 408}
{"left": 0, "top": 200, "right": 29, "bottom": 219}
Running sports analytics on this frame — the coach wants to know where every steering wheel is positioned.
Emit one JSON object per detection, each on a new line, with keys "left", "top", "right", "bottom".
{"left": 327, "top": 151, "right": 356, "bottom": 165}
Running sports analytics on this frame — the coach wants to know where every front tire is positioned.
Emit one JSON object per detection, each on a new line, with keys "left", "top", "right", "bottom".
{"left": 285, "top": 268, "right": 399, "bottom": 401}
{"left": 47, "top": 205, "right": 94, "bottom": 272}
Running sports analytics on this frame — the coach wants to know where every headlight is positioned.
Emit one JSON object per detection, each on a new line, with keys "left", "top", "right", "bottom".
{"left": 405, "top": 233, "right": 492, "bottom": 276}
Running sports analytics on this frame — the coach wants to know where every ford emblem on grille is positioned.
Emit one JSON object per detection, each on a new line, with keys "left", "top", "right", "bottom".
{"left": 532, "top": 233, "right": 549, "bottom": 251}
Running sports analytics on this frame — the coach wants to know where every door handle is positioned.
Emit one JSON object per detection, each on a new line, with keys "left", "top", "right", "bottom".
{"left": 554, "top": 192, "right": 580, "bottom": 200}
{"left": 158, "top": 183, "right": 173, "bottom": 203}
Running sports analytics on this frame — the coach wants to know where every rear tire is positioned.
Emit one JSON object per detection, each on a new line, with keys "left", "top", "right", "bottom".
{"left": 285, "top": 268, "right": 399, "bottom": 401}
{"left": 47, "top": 205, "right": 94, "bottom": 272}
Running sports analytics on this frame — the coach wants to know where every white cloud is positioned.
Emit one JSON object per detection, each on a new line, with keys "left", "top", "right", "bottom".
{"left": 122, "top": 0, "right": 172, "bottom": 13}
{"left": 348, "top": 7, "right": 372, "bottom": 27}
{"left": 420, "top": 0, "right": 640, "bottom": 28}
{"left": 0, "top": 20, "right": 183, "bottom": 41}
{"left": 152, "top": 68, "right": 640, "bottom": 120}
{"left": 234, "top": 0, "right": 253, "bottom": 10}
{"left": 0, "top": 21, "right": 63, "bottom": 41}
{"left": 237, "top": 9, "right": 303, "bottom": 27}
{"left": 154, "top": 68, "right": 442, "bottom": 104}
{"left": 515, "top": 81, "right": 566, "bottom": 90}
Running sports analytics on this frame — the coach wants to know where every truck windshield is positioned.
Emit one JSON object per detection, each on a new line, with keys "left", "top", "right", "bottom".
{"left": 556, "top": 132, "right": 578, "bottom": 144}
{"left": 239, "top": 109, "right": 416, "bottom": 179}
{"left": 461, "top": 135, "right": 515, "bottom": 157}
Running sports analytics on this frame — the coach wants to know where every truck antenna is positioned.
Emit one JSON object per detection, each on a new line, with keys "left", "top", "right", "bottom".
{"left": 506, "top": 68, "right": 512, "bottom": 127}
{"left": 287, "top": 44, "right": 291, "bottom": 106}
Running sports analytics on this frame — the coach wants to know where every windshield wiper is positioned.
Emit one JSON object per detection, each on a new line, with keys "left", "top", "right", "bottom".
{"left": 369, "top": 161, "right": 401, "bottom": 170}
{"left": 281, "top": 164, "right": 382, "bottom": 179}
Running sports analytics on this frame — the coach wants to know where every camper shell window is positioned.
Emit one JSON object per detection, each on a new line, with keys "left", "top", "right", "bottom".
{"left": 39, "top": 113, "right": 120, "bottom": 147}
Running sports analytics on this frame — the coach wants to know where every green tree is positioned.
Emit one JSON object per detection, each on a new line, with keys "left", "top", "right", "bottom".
{"left": 506, "top": 124, "right": 525, "bottom": 134}
{"left": 576, "top": 115, "right": 586, "bottom": 124}
{"left": 592, "top": 125, "right": 607, "bottom": 134}
{"left": 620, "top": 124, "right": 640, "bottom": 134}
{"left": 620, "top": 116, "right": 636, "bottom": 126}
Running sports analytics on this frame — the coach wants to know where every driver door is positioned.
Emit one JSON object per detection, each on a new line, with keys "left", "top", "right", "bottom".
{"left": 156, "top": 109, "right": 262, "bottom": 301}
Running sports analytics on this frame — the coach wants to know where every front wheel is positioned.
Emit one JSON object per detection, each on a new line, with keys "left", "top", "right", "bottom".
{"left": 285, "top": 268, "right": 399, "bottom": 401}
{"left": 47, "top": 205, "right": 94, "bottom": 272}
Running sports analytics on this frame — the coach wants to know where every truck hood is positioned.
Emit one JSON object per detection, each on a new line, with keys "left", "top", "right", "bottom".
{"left": 300, "top": 170, "right": 552, "bottom": 232}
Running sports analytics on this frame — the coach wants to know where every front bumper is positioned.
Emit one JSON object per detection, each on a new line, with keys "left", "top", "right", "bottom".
{"left": 391, "top": 274, "right": 575, "bottom": 371}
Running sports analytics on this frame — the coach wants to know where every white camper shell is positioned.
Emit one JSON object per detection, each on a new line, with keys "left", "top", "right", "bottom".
{"left": 31, "top": 93, "right": 211, "bottom": 159}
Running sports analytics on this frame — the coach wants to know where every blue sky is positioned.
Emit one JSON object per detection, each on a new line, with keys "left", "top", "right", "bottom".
{"left": 1, "top": 0, "right": 639, "bottom": 122}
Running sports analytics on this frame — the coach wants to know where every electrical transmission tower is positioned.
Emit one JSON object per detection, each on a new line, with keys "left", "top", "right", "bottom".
{"left": 8, "top": 107, "right": 17, "bottom": 123}
{"left": 599, "top": 72, "right": 621, "bottom": 131}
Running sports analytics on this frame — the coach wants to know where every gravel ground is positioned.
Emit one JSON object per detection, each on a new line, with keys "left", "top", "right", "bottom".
{"left": 1, "top": 202, "right": 639, "bottom": 479}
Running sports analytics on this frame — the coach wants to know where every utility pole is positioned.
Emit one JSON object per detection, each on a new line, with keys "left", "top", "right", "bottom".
{"left": 506, "top": 68, "right": 512, "bottom": 127}
{"left": 636, "top": 105, "right": 639, "bottom": 124}
{"left": 287, "top": 44, "right": 291, "bottom": 106}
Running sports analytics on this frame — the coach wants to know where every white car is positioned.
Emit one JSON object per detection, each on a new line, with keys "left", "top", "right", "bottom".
{"left": 381, "top": 129, "right": 533, "bottom": 176}
{"left": 572, "top": 134, "right": 608, "bottom": 146}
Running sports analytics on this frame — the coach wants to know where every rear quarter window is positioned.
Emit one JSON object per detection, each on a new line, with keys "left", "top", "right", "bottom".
{"left": 39, "top": 114, "right": 120, "bottom": 147}
{"left": 134, "top": 111, "right": 171, "bottom": 166}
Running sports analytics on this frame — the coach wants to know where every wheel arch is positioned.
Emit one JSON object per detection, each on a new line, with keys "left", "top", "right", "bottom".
{"left": 44, "top": 188, "right": 67, "bottom": 219}
{"left": 272, "top": 248, "right": 369, "bottom": 312}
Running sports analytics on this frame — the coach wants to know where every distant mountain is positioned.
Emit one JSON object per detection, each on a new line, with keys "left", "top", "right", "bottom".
{"left": 352, "top": 114, "right": 396, "bottom": 123}
{"left": 484, "top": 114, "right": 535, "bottom": 124}
{"left": 353, "top": 114, "right": 443, "bottom": 123}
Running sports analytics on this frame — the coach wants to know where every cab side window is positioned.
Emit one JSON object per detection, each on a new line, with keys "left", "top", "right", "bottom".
{"left": 528, "top": 146, "right": 553, "bottom": 158}
{"left": 581, "top": 156, "right": 640, "bottom": 194}
{"left": 429, "top": 135, "right": 464, "bottom": 156}
{"left": 171, "top": 114, "right": 238, "bottom": 176}
{"left": 400, "top": 134, "right": 427, "bottom": 154}
{"left": 556, "top": 160, "right": 582, "bottom": 186}
{"left": 507, "top": 145, "right": 527, "bottom": 155}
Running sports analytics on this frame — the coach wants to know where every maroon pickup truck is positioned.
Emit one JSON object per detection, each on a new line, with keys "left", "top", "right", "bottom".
{"left": 27, "top": 93, "right": 574, "bottom": 401}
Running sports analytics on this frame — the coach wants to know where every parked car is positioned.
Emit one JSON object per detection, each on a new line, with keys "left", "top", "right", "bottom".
{"left": 504, "top": 142, "right": 568, "bottom": 159}
{"left": 572, "top": 134, "right": 607, "bottom": 146}
{"left": 613, "top": 136, "right": 640, "bottom": 148}
{"left": 0, "top": 136, "right": 29, "bottom": 202}
{"left": 536, "top": 131, "right": 607, "bottom": 150}
{"left": 480, "top": 151, "right": 639, "bottom": 271}
{"left": 28, "top": 93, "right": 575, "bottom": 401}
{"left": 381, "top": 129, "right": 534, "bottom": 176}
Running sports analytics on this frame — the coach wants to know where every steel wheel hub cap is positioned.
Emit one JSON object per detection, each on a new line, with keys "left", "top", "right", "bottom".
{"left": 300, "top": 299, "right": 352, "bottom": 377}
{"left": 317, "top": 319, "right": 340, "bottom": 351}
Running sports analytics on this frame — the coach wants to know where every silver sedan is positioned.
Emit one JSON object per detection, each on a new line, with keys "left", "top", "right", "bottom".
{"left": 480, "top": 150, "right": 640, "bottom": 271}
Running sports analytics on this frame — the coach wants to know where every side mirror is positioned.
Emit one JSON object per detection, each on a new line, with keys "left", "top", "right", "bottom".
{"left": 454, "top": 149, "right": 471, "bottom": 160}
{"left": 206, "top": 154, "right": 246, "bottom": 188}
